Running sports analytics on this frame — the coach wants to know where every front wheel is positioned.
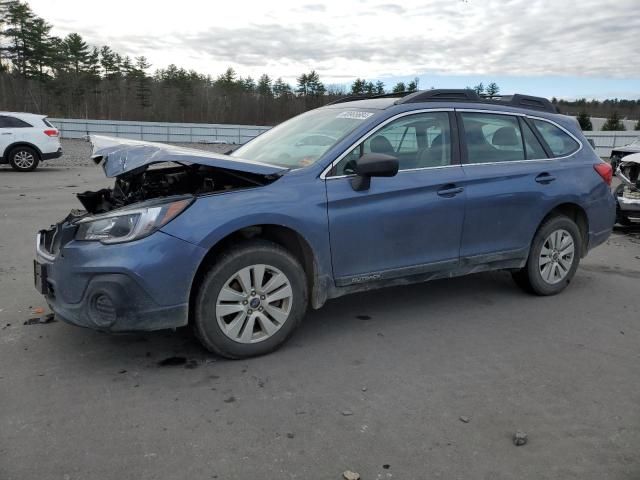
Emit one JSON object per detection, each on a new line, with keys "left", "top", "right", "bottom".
{"left": 512, "top": 216, "right": 582, "bottom": 296}
{"left": 9, "top": 146, "right": 40, "bottom": 171}
{"left": 193, "top": 240, "right": 308, "bottom": 358}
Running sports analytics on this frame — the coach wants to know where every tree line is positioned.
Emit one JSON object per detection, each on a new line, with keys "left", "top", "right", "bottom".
{"left": 1, "top": 0, "right": 638, "bottom": 129}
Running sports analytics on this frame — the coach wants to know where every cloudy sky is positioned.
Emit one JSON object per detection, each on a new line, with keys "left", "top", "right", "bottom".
{"left": 27, "top": 0, "right": 640, "bottom": 99}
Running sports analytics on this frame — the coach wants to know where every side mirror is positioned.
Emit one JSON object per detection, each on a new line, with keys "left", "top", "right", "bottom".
{"left": 351, "top": 153, "right": 399, "bottom": 191}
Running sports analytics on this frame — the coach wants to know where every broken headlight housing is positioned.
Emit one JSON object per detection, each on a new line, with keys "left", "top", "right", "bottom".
{"left": 75, "top": 197, "right": 192, "bottom": 244}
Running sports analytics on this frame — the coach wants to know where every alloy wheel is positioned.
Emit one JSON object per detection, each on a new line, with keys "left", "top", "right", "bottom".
{"left": 538, "top": 228, "right": 575, "bottom": 284}
{"left": 215, "top": 264, "right": 293, "bottom": 343}
{"left": 13, "top": 150, "right": 35, "bottom": 169}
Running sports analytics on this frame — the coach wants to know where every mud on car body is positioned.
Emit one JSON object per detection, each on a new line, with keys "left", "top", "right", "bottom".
{"left": 35, "top": 90, "right": 616, "bottom": 359}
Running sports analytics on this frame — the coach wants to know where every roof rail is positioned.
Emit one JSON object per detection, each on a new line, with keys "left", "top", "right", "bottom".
{"left": 325, "top": 91, "right": 412, "bottom": 106}
{"left": 395, "top": 89, "right": 558, "bottom": 113}
{"left": 396, "top": 89, "right": 481, "bottom": 103}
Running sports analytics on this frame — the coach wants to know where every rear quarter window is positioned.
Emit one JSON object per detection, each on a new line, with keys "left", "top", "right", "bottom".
{"left": 532, "top": 119, "right": 579, "bottom": 157}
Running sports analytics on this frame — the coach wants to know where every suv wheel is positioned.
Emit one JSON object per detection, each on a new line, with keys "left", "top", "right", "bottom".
{"left": 9, "top": 146, "right": 40, "bottom": 171}
{"left": 193, "top": 239, "right": 308, "bottom": 358}
{"left": 512, "top": 215, "right": 582, "bottom": 295}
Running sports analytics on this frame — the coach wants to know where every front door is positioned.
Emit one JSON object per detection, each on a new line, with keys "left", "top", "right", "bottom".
{"left": 325, "top": 111, "right": 466, "bottom": 285}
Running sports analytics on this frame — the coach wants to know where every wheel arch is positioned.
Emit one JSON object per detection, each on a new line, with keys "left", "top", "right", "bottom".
{"left": 188, "top": 224, "right": 325, "bottom": 324}
{"left": 3, "top": 141, "right": 43, "bottom": 160}
{"left": 539, "top": 202, "right": 589, "bottom": 256}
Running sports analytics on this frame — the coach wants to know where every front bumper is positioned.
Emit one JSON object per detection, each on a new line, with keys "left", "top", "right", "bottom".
{"left": 35, "top": 229, "right": 206, "bottom": 332}
{"left": 618, "top": 195, "right": 640, "bottom": 215}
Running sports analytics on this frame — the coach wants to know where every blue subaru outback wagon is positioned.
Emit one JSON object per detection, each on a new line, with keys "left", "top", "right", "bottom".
{"left": 35, "top": 89, "right": 615, "bottom": 358}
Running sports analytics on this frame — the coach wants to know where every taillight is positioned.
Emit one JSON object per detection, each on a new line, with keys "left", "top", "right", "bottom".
{"left": 44, "top": 129, "right": 59, "bottom": 137}
{"left": 593, "top": 163, "right": 612, "bottom": 186}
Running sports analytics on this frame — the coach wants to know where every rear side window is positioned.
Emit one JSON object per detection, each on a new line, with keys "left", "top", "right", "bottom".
{"left": 0, "top": 115, "right": 33, "bottom": 128}
{"left": 460, "top": 113, "right": 525, "bottom": 164}
{"left": 519, "top": 119, "right": 548, "bottom": 159}
{"left": 532, "top": 119, "right": 579, "bottom": 157}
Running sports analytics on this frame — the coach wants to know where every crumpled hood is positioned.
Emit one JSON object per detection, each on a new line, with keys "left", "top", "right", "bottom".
{"left": 90, "top": 135, "right": 287, "bottom": 178}
{"left": 613, "top": 141, "right": 640, "bottom": 154}
{"left": 620, "top": 152, "right": 640, "bottom": 166}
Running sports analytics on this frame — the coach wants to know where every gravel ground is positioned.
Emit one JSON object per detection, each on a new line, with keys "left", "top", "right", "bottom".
{"left": 1, "top": 141, "right": 640, "bottom": 480}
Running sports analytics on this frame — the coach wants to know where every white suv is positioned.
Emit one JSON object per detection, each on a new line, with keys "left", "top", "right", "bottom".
{"left": 0, "top": 112, "right": 62, "bottom": 171}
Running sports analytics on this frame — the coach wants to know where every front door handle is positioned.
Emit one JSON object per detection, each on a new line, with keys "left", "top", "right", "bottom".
{"left": 1, "top": 132, "right": 12, "bottom": 135}
{"left": 437, "top": 184, "right": 464, "bottom": 197}
{"left": 535, "top": 173, "right": 556, "bottom": 184}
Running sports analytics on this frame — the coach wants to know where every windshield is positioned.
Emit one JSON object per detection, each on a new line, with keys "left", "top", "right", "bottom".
{"left": 232, "top": 108, "right": 377, "bottom": 168}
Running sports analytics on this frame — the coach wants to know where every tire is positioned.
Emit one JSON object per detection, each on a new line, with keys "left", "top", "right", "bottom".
{"left": 511, "top": 215, "right": 582, "bottom": 296}
{"left": 9, "top": 146, "right": 40, "bottom": 172}
{"left": 193, "top": 239, "right": 308, "bottom": 359}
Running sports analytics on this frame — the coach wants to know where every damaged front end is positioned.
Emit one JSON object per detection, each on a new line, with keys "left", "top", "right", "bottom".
{"left": 34, "top": 136, "right": 287, "bottom": 331}
{"left": 615, "top": 152, "right": 640, "bottom": 223}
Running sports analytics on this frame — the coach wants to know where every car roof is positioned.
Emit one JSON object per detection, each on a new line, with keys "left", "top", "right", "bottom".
{"left": 0, "top": 111, "right": 47, "bottom": 121}
{"left": 323, "top": 89, "right": 564, "bottom": 118}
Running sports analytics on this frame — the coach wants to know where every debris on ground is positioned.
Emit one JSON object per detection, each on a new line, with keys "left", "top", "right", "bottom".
{"left": 32, "top": 307, "right": 45, "bottom": 314}
{"left": 286, "top": 432, "right": 295, "bottom": 439}
{"left": 361, "top": 387, "right": 367, "bottom": 392}
{"left": 356, "top": 315, "right": 372, "bottom": 320}
{"left": 157, "top": 356, "right": 187, "bottom": 367}
{"left": 184, "top": 359, "right": 199, "bottom": 369}
{"left": 383, "top": 464, "right": 390, "bottom": 469}
{"left": 24, "top": 313, "right": 56, "bottom": 325}
{"left": 224, "top": 396, "right": 236, "bottom": 403}
{"left": 459, "top": 415, "right": 471, "bottom": 423}
{"left": 513, "top": 431, "right": 528, "bottom": 446}
{"left": 341, "top": 410, "right": 354, "bottom": 416}
{"left": 343, "top": 470, "right": 360, "bottom": 480}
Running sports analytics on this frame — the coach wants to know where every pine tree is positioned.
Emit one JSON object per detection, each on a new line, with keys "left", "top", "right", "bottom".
{"left": 374, "top": 81, "right": 385, "bottom": 95}
{"left": 63, "top": 33, "right": 90, "bottom": 74}
{"left": 256, "top": 74, "right": 272, "bottom": 96}
{"left": 407, "top": 77, "right": 419, "bottom": 92}
{"left": 473, "top": 82, "right": 484, "bottom": 95}
{"left": 576, "top": 111, "right": 592, "bottom": 131}
{"left": 272, "top": 77, "right": 292, "bottom": 98}
{"left": 350, "top": 78, "right": 366, "bottom": 95}
{"left": 132, "top": 56, "right": 151, "bottom": 109}
{"left": 602, "top": 111, "right": 625, "bottom": 131}
{"left": 392, "top": 82, "right": 406, "bottom": 93}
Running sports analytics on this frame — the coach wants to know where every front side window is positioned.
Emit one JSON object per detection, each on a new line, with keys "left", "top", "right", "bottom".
{"left": 532, "top": 119, "right": 579, "bottom": 157}
{"left": 334, "top": 112, "right": 452, "bottom": 175}
{"left": 231, "top": 108, "right": 378, "bottom": 169}
{"left": 460, "top": 113, "right": 525, "bottom": 164}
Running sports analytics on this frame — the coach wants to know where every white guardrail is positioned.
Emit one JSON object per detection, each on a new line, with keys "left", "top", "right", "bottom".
{"left": 48, "top": 118, "right": 271, "bottom": 145}
{"left": 581, "top": 132, "right": 639, "bottom": 157}
{"left": 49, "top": 118, "right": 638, "bottom": 156}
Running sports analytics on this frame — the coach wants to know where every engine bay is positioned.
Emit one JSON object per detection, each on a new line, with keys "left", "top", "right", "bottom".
{"left": 76, "top": 163, "right": 276, "bottom": 214}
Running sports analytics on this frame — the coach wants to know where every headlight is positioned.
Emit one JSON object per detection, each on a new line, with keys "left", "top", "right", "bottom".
{"left": 75, "top": 198, "right": 192, "bottom": 244}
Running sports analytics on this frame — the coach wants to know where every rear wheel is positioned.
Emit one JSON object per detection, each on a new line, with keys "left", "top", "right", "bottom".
{"left": 512, "top": 215, "right": 582, "bottom": 296}
{"left": 9, "top": 146, "right": 39, "bottom": 171}
{"left": 193, "top": 240, "right": 308, "bottom": 358}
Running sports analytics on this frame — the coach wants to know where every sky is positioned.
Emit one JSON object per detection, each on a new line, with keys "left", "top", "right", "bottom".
{"left": 25, "top": 0, "right": 640, "bottom": 100}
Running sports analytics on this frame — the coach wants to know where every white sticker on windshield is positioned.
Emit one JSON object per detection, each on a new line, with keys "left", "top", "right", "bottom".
{"left": 336, "top": 111, "right": 374, "bottom": 120}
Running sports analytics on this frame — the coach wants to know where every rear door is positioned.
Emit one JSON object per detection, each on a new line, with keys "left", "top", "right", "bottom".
{"left": 325, "top": 110, "right": 467, "bottom": 284}
{"left": 456, "top": 110, "right": 580, "bottom": 261}
{"left": 0, "top": 116, "right": 15, "bottom": 158}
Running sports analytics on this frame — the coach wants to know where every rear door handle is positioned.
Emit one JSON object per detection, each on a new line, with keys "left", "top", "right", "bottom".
{"left": 1, "top": 132, "right": 12, "bottom": 135}
{"left": 437, "top": 184, "right": 464, "bottom": 197}
{"left": 535, "top": 173, "right": 556, "bottom": 184}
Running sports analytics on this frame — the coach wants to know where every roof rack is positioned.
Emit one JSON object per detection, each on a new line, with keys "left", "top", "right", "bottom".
{"left": 395, "top": 89, "right": 558, "bottom": 113}
{"left": 325, "top": 91, "right": 411, "bottom": 105}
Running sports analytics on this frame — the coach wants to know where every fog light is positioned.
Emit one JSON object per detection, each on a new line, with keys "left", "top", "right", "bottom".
{"left": 90, "top": 293, "right": 117, "bottom": 328}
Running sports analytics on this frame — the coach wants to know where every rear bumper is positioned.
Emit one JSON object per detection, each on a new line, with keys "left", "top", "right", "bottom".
{"left": 42, "top": 148, "right": 62, "bottom": 160}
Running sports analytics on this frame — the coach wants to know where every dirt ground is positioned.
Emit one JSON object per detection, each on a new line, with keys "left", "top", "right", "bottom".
{"left": 1, "top": 140, "right": 639, "bottom": 480}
